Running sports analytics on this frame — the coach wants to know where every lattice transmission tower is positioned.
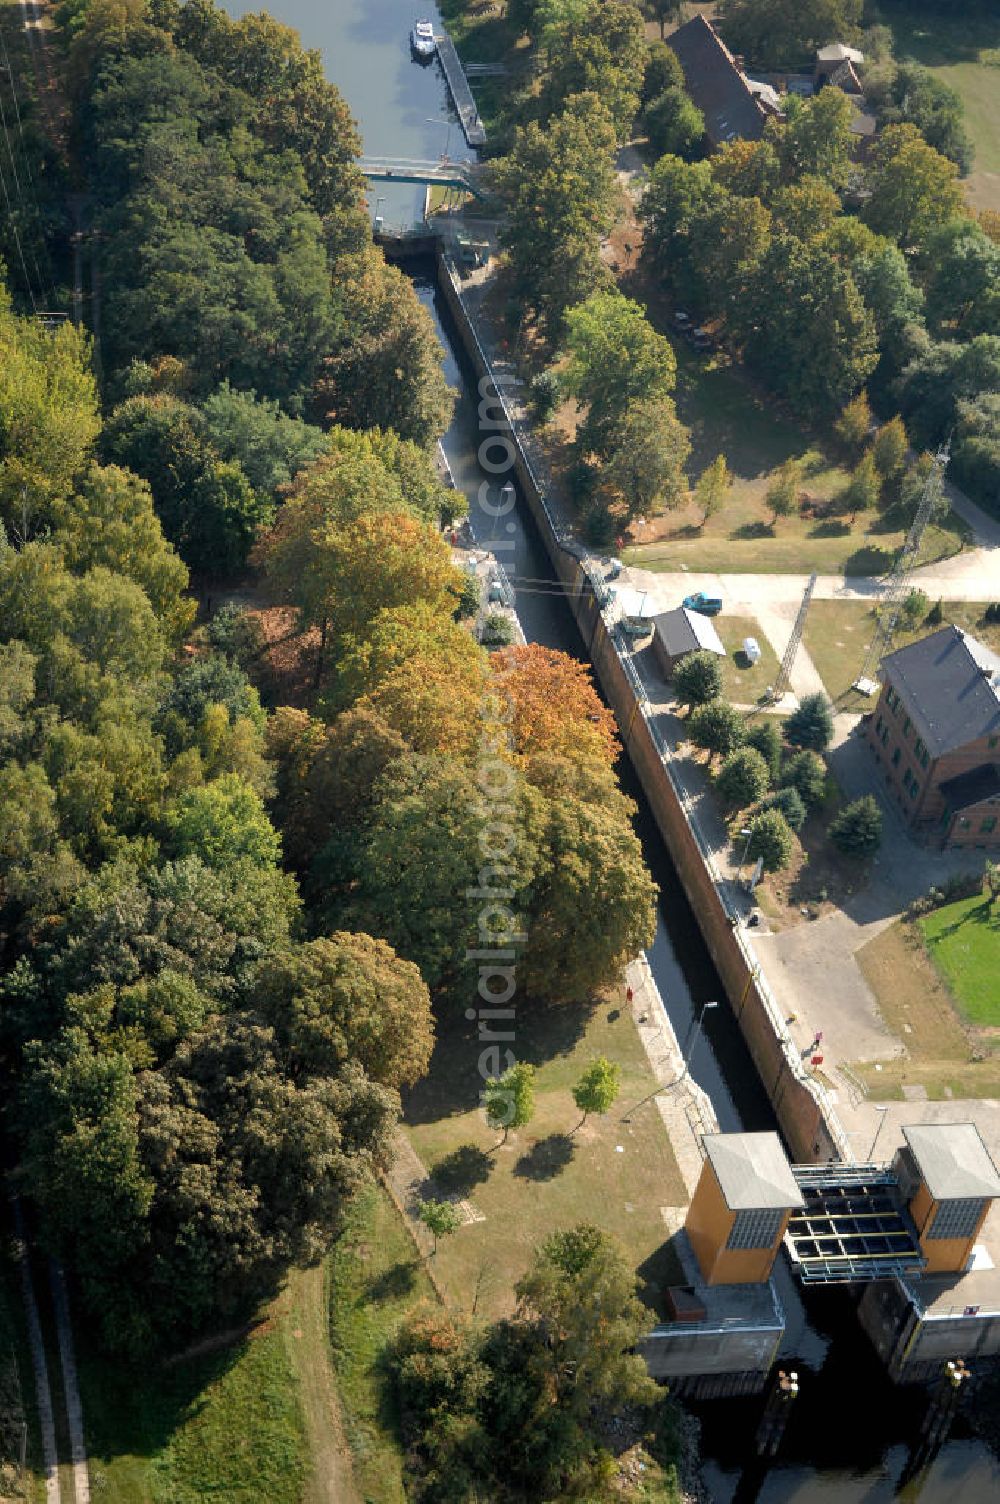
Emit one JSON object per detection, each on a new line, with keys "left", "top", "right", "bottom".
{"left": 770, "top": 572, "right": 817, "bottom": 702}
{"left": 853, "top": 443, "right": 950, "bottom": 695}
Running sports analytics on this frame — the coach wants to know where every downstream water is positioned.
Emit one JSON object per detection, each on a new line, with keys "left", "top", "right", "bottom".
{"left": 219, "top": 2, "right": 1000, "bottom": 1496}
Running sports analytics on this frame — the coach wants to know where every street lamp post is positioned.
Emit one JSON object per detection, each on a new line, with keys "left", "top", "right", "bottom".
{"left": 679, "top": 1001, "right": 718, "bottom": 1082}
{"left": 867, "top": 1105, "right": 891, "bottom": 1163}
{"left": 736, "top": 826, "right": 753, "bottom": 882}
{"left": 425, "top": 116, "right": 454, "bottom": 160}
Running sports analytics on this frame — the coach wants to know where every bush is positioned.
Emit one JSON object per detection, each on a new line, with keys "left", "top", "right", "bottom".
{"left": 785, "top": 693, "right": 834, "bottom": 752}
{"left": 645, "top": 86, "right": 705, "bottom": 159}
{"left": 761, "top": 785, "right": 806, "bottom": 832}
{"left": 829, "top": 796, "right": 882, "bottom": 858}
{"left": 872, "top": 416, "right": 908, "bottom": 481}
{"left": 481, "top": 612, "right": 514, "bottom": 647}
{"left": 673, "top": 649, "right": 723, "bottom": 706}
{"left": 454, "top": 571, "right": 481, "bottom": 620}
{"left": 530, "top": 369, "right": 560, "bottom": 423}
{"left": 745, "top": 720, "right": 783, "bottom": 782}
{"left": 207, "top": 602, "right": 264, "bottom": 666}
{"left": 717, "top": 746, "right": 770, "bottom": 807}
{"left": 835, "top": 392, "right": 873, "bottom": 456}
{"left": 926, "top": 597, "right": 944, "bottom": 626}
{"left": 781, "top": 749, "right": 826, "bottom": 809}
{"left": 688, "top": 699, "right": 745, "bottom": 759}
{"left": 747, "top": 808, "right": 794, "bottom": 873}
{"left": 899, "top": 588, "right": 929, "bottom": 631}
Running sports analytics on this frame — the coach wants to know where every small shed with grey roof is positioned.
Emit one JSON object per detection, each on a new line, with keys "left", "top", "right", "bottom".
{"left": 880, "top": 626, "right": 1000, "bottom": 758}
{"left": 901, "top": 1124, "right": 1000, "bottom": 1204}
{"left": 703, "top": 1132, "right": 804, "bottom": 1212}
{"left": 668, "top": 15, "right": 768, "bottom": 147}
{"left": 652, "top": 606, "right": 725, "bottom": 679}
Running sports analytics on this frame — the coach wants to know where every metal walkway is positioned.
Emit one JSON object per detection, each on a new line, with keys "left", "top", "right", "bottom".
{"left": 434, "top": 32, "right": 488, "bottom": 147}
{"left": 358, "top": 156, "right": 486, "bottom": 198}
{"left": 785, "top": 1163, "right": 926, "bottom": 1285}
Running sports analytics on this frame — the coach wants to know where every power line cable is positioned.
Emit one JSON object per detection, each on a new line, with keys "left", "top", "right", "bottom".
{"left": 0, "top": 47, "right": 51, "bottom": 306}
{"left": 0, "top": 16, "right": 58, "bottom": 304}
{"left": 0, "top": 148, "right": 38, "bottom": 311}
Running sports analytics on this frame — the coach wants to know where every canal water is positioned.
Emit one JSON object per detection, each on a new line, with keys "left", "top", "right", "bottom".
{"left": 219, "top": 2, "right": 1000, "bottom": 1496}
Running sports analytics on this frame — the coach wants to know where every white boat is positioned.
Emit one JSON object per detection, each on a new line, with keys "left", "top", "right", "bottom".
{"left": 411, "top": 20, "right": 436, "bottom": 59}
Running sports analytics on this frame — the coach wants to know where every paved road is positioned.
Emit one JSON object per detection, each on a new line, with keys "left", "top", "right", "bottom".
{"left": 621, "top": 553, "right": 999, "bottom": 616}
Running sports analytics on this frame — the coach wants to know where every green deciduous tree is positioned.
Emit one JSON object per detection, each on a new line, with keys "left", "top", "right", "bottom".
{"left": 521, "top": 785, "right": 656, "bottom": 1002}
{"left": 717, "top": 746, "right": 771, "bottom": 807}
{"left": 418, "top": 1198, "right": 462, "bottom": 1255}
{"left": 921, "top": 220, "right": 1000, "bottom": 339}
{"left": 744, "top": 238, "right": 878, "bottom": 420}
{"left": 561, "top": 290, "right": 678, "bottom": 459}
{"left": 720, "top": 0, "right": 862, "bottom": 69}
{"left": 54, "top": 465, "right": 194, "bottom": 643}
{"left": 0, "top": 288, "right": 100, "bottom": 538}
{"left": 164, "top": 773, "right": 282, "bottom": 871}
{"left": 493, "top": 93, "right": 619, "bottom": 338}
{"left": 254, "top": 933, "right": 434, "bottom": 1091}
{"left": 778, "top": 87, "right": 855, "bottom": 190}
{"left": 765, "top": 459, "right": 801, "bottom": 526}
{"left": 539, "top": 0, "right": 646, "bottom": 139}
{"left": 102, "top": 395, "right": 270, "bottom": 575}
{"left": 645, "top": 86, "right": 704, "bottom": 159}
{"left": 199, "top": 382, "right": 330, "bottom": 498}
{"left": 747, "top": 807, "right": 794, "bottom": 872}
{"left": 694, "top": 454, "right": 732, "bottom": 528}
{"left": 864, "top": 125, "right": 964, "bottom": 250}
{"left": 688, "top": 698, "right": 746, "bottom": 760}
{"left": 836, "top": 392, "right": 873, "bottom": 457}
{"left": 602, "top": 397, "right": 690, "bottom": 522}
{"left": 515, "top": 1225, "right": 658, "bottom": 1415}
{"left": 573, "top": 1057, "right": 621, "bottom": 1126}
{"left": 674, "top": 650, "right": 724, "bottom": 708}
{"left": 841, "top": 451, "right": 880, "bottom": 521}
{"left": 872, "top": 417, "right": 908, "bottom": 484}
{"left": 829, "top": 794, "right": 882, "bottom": 856}
{"left": 485, "top": 1061, "right": 536, "bottom": 1144}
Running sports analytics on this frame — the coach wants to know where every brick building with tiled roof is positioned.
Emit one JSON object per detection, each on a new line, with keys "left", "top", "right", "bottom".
{"left": 865, "top": 625, "right": 1000, "bottom": 847}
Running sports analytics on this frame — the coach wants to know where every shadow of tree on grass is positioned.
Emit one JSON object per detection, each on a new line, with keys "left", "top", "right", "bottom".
{"left": 513, "top": 1134, "right": 576, "bottom": 1182}
{"left": 429, "top": 1144, "right": 493, "bottom": 1198}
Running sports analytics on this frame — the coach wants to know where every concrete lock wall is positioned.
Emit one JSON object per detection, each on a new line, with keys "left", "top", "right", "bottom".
{"left": 439, "top": 255, "right": 843, "bottom": 1168}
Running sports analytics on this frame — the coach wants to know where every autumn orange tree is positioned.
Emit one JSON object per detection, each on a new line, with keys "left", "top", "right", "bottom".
{"left": 493, "top": 644, "right": 619, "bottom": 769}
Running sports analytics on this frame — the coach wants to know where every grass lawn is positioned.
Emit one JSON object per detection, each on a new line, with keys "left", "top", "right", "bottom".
{"left": 715, "top": 614, "right": 781, "bottom": 704}
{"left": 920, "top": 894, "right": 1000, "bottom": 1029}
{"left": 617, "top": 274, "right": 967, "bottom": 576}
{"left": 852, "top": 919, "right": 1000, "bottom": 1101}
{"left": 327, "top": 1184, "right": 438, "bottom": 1504}
{"left": 77, "top": 1297, "right": 310, "bottom": 1504}
{"left": 879, "top": 0, "right": 1000, "bottom": 211}
{"left": 403, "top": 996, "right": 686, "bottom": 1322}
{"left": 803, "top": 600, "right": 1000, "bottom": 709}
